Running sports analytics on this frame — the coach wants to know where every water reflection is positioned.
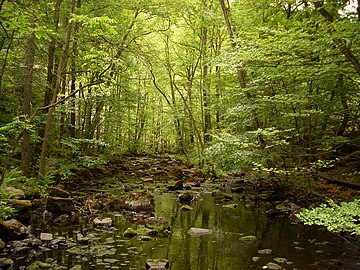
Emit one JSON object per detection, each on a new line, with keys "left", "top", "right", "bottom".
{"left": 23, "top": 191, "right": 360, "bottom": 270}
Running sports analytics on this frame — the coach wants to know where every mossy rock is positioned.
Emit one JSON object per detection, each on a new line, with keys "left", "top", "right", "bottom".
{"left": 263, "top": 262, "right": 282, "bottom": 270}
{"left": 123, "top": 228, "right": 137, "bottom": 237}
{"left": 27, "top": 261, "right": 52, "bottom": 270}
{"left": 239, "top": 235, "right": 257, "bottom": 242}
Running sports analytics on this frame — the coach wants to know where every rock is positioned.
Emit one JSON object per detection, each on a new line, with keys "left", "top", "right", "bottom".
{"left": 239, "top": 235, "right": 257, "bottom": 242}
{"left": 266, "top": 209, "right": 283, "bottom": 217}
{"left": 46, "top": 196, "right": 75, "bottom": 213}
{"left": 67, "top": 246, "right": 83, "bottom": 255}
{"left": 0, "top": 258, "right": 14, "bottom": 269}
{"left": 93, "top": 217, "right": 112, "bottom": 228}
{"left": 53, "top": 214, "right": 70, "bottom": 224}
{"left": 124, "top": 228, "right": 137, "bottom": 237}
{"left": 142, "top": 177, "right": 154, "bottom": 184}
{"left": 50, "top": 236, "right": 66, "bottom": 248}
{"left": 6, "top": 187, "right": 25, "bottom": 199}
{"left": 146, "top": 259, "right": 169, "bottom": 269}
{"left": 47, "top": 187, "right": 71, "bottom": 198}
{"left": 0, "top": 238, "right": 5, "bottom": 249}
{"left": 0, "top": 219, "right": 28, "bottom": 241}
{"left": 178, "top": 191, "right": 196, "bottom": 204}
{"left": 138, "top": 235, "right": 152, "bottom": 241}
{"left": 181, "top": 205, "right": 193, "bottom": 211}
{"left": 143, "top": 217, "right": 170, "bottom": 233}
{"left": 274, "top": 258, "right": 288, "bottom": 264}
{"left": 275, "top": 203, "right": 288, "bottom": 212}
{"left": 252, "top": 257, "right": 260, "bottom": 262}
{"left": 40, "top": 233, "right": 53, "bottom": 241}
{"left": 124, "top": 192, "right": 155, "bottom": 211}
{"left": 23, "top": 237, "right": 42, "bottom": 247}
{"left": 222, "top": 203, "right": 238, "bottom": 208}
{"left": 166, "top": 180, "right": 184, "bottom": 191}
{"left": 27, "top": 261, "right": 52, "bottom": 270}
{"left": 76, "top": 234, "right": 89, "bottom": 244}
{"left": 187, "top": 228, "right": 212, "bottom": 237}
{"left": 258, "top": 249, "right": 272, "bottom": 255}
{"left": 1, "top": 199, "right": 32, "bottom": 222}
{"left": 262, "top": 262, "right": 282, "bottom": 270}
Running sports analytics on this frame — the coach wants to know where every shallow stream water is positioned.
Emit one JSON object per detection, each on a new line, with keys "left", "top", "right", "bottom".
{"left": 18, "top": 189, "right": 360, "bottom": 270}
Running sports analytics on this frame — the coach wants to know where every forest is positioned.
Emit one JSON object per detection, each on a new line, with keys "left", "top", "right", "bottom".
{"left": 1, "top": 0, "right": 359, "bottom": 177}
{"left": 0, "top": 0, "right": 360, "bottom": 269}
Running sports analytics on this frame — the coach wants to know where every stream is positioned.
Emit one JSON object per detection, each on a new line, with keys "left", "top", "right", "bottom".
{"left": 13, "top": 182, "right": 360, "bottom": 270}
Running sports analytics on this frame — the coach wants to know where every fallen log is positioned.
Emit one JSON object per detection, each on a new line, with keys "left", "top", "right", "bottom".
{"left": 316, "top": 172, "right": 360, "bottom": 189}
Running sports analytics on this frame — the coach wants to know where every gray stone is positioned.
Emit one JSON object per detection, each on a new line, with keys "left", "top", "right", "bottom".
{"left": 93, "top": 217, "right": 112, "bottom": 227}
{"left": 146, "top": 259, "right": 169, "bottom": 269}
{"left": 187, "top": 228, "right": 212, "bottom": 236}
{"left": 40, "top": 233, "right": 53, "bottom": 241}
{"left": 258, "top": 249, "right": 272, "bottom": 255}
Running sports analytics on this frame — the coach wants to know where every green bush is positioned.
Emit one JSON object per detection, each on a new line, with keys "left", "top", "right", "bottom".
{"left": 296, "top": 199, "right": 360, "bottom": 236}
{"left": 0, "top": 201, "right": 16, "bottom": 220}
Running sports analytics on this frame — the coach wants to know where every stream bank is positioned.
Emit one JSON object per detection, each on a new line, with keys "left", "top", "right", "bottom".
{"left": 0, "top": 154, "right": 359, "bottom": 269}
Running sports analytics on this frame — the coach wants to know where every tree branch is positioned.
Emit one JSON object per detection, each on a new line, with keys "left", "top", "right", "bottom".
{"left": 39, "top": 79, "right": 104, "bottom": 110}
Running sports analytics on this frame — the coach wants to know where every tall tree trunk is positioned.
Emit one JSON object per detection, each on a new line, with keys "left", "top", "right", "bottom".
{"left": 69, "top": 0, "right": 81, "bottom": 138}
{"left": 39, "top": 0, "right": 76, "bottom": 175}
{"left": 0, "top": 29, "right": 15, "bottom": 91}
{"left": 219, "top": 0, "right": 265, "bottom": 146}
{"left": 20, "top": 16, "right": 36, "bottom": 177}
{"left": 201, "top": 24, "right": 211, "bottom": 143}
{"left": 44, "top": 0, "right": 63, "bottom": 107}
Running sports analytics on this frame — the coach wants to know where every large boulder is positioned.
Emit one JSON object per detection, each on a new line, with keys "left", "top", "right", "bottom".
{"left": 124, "top": 192, "right": 155, "bottom": 211}
{"left": 47, "top": 187, "right": 71, "bottom": 198}
{"left": 46, "top": 196, "right": 75, "bottom": 213}
{"left": 0, "top": 219, "right": 28, "bottom": 241}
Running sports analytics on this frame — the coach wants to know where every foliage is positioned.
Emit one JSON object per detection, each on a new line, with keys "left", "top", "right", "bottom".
{"left": 296, "top": 199, "right": 360, "bottom": 236}
{"left": 0, "top": 168, "right": 25, "bottom": 199}
{"left": 0, "top": 201, "right": 16, "bottom": 220}
{"left": 25, "top": 171, "right": 55, "bottom": 198}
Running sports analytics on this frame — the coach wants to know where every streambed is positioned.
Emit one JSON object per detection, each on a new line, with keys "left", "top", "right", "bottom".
{"left": 13, "top": 188, "right": 360, "bottom": 270}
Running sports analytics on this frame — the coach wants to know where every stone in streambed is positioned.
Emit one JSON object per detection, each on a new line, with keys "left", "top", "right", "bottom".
{"left": 239, "top": 235, "right": 257, "bottom": 242}
{"left": 0, "top": 219, "right": 28, "bottom": 241}
{"left": 258, "top": 249, "right": 272, "bottom": 255}
{"left": 124, "top": 192, "right": 155, "bottom": 211}
{"left": 146, "top": 259, "right": 169, "bottom": 269}
{"left": 40, "top": 233, "right": 53, "bottom": 241}
{"left": 262, "top": 262, "right": 282, "bottom": 270}
{"left": 93, "top": 217, "right": 112, "bottom": 228}
{"left": 46, "top": 196, "right": 75, "bottom": 213}
{"left": 124, "top": 228, "right": 137, "bottom": 237}
{"left": 187, "top": 228, "right": 212, "bottom": 236}
{"left": 27, "top": 261, "right": 52, "bottom": 270}
{"left": 0, "top": 258, "right": 14, "bottom": 269}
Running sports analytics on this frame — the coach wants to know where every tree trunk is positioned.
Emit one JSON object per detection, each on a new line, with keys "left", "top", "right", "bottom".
{"left": 44, "top": 0, "right": 63, "bottom": 107}
{"left": 69, "top": 0, "right": 82, "bottom": 138}
{"left": 39, "top": 0, "right": 76, "bottom": 175}
{"left": 20, "top": 16, "right": 36, "bottom": 177}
